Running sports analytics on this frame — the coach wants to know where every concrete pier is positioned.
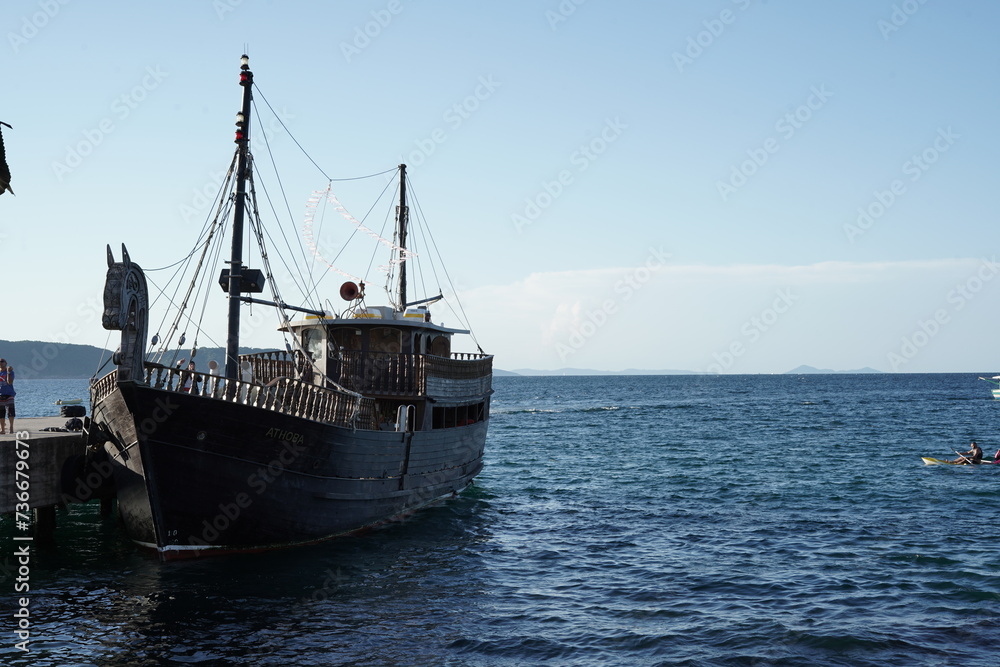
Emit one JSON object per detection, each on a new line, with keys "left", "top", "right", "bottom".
{"left": 1, "top": 417, "right": 111, "bottom": 541}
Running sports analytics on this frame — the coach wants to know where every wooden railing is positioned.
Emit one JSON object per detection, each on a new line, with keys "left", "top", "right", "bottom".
{"left": 423, "top": 353, "right": 493, "bottom": 382}
{"left": 421, "top": 354, "right": 494, "bottom": 398}
{"left": 234, "top": 349, "right": 493, "bottom": 398}
{"left": 90, "top": 369, "right": 119, "bottom": 405}
{"left": 92, "top": 348, "right": 492, "bottom": 428}
{"left": 335, "top": 351, "right": 419, "bottom": 395}
{"left": 241, "top": 350, "right": 298, "bottom": 386}
{"left": 91, "top": 362, "right": 378, "bottom": 429}
{"left": 334, "top": 351, "right": 493, "bottom": 396}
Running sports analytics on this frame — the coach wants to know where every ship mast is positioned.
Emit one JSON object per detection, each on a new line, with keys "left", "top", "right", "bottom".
{"left": 225, "top": 54, "right": 253, "bottom": 380}
{"left": 396, "top": 163, "right": 408, "bottom": 309}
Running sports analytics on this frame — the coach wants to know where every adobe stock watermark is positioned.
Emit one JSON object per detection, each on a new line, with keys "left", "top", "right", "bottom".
{"left": 213, "top": 0, "right": 243, "bottom": 20}
{"left": 15, "top": 291, "right": 105, "bottom": 381}
{"left": 179, "top": 107, "right": 293, "bottom": 224}
{"left": 308, "top": 567, "right": 349, "bottom": 601}
{"left": 878, "top": 0, "right": 931, "bottom": 40}
{"left": 8, "top": 0, "right": 72, "bottom": 54}
{"left": 188, "top": 437, "right": 306, "bottom": 545}
{"left": 555, "top": 246, "right": 670, "bottom": 361}
{"left": 704, "top": 288, "right": 798, "bottom": 373}
{"left": 11, "top": 431, "right": 32, "bottom": 653}
{"left": 843, "top": 126, "right": 958, "bottom": 243}
{"left": 716, "top": 85, "right": 833, "bottom": 202}
{"left": 512, "top": 117, "right": 627, "bottom": 232}
{"left": 672, "top": 0, "right": 753, "bottom": 74}
{"left": 546, "top": 0, "right": 588, "bottom": 31}
{"left": 399, "top": 75, "right": 500, "bottom": 168}
{"left": 51, "top": 66, "right": 169, "bottom": 181}
{"left": 59, "top": 456, "right": 114, "bottom": 505}
{"left": 179, "top": 169, "right": 230, "bottom": 226}
{"left": 340, "top": 0, "right": 406, "bottom": 63}
{"left": 886, "top": 257, "right": 999, "bottom": 371}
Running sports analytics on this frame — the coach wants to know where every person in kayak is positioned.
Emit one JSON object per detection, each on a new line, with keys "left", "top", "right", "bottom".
{"left": 954, "top": 441, "right": 983, "bottom": 465}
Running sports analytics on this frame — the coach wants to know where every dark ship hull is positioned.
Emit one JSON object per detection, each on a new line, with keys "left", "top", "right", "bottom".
{"left": 92, "top": 367, "right": 489, "bottom": 560}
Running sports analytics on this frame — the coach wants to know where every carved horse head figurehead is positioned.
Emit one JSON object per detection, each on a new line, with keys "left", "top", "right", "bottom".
{"left": 103, "top": 244, "right": 149, "bottom": 384}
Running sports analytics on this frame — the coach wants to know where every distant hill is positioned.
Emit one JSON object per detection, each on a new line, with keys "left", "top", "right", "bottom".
{"left": 0, "top": 340, "right": 115, "bottom": 379}
{"left": 784, "top": 365, "right": 883, "bottom": 374}
{"left": 0, "top": 339, "right": 276, "bottom": 379}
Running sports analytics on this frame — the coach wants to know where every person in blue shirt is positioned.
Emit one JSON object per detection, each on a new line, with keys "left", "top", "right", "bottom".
{"left": 0, "top": 358, "right": 15, "bottom": 434}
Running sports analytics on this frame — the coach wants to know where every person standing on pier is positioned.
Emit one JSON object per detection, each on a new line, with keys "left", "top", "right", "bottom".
{"left": 0, "top": 358, "right": 15, "bottom": 434}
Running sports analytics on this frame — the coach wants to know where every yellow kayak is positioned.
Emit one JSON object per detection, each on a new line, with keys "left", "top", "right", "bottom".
{"left": 922, "top": 457, "right": 998, "bottom": 465}
{"left": 922, "top": 457, "right": 960, "bottom": 465}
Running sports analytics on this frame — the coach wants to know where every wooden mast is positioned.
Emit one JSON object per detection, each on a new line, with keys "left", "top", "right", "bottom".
{"left": 397, "top": 163, "right": 408, "bottom": 309}
{"left": 225, "top": 55, "right": 253, "bottom": 381}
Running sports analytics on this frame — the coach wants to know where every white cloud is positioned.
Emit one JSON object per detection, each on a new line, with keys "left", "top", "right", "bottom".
{"left": 456, "top": 257, "right": 1000, "bottom": 373}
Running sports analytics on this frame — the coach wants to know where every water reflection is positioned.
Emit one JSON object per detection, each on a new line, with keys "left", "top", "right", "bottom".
{"left": 2, "top": 487, "right": 495, "bottom": 666}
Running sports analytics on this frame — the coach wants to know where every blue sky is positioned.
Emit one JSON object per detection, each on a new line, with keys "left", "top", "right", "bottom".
{"left": 1, "top": 0, "right": 998, "bottom": 373}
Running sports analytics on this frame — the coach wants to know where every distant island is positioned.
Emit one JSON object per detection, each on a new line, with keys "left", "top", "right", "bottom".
{"left": 783, "top": 365, "right": 883, "bottom": 375}
{"left": 0, "top": 339, "right": 272, "bottom": 379}
{"left": 500, "top": 368, "right": 705, "bottom": 377}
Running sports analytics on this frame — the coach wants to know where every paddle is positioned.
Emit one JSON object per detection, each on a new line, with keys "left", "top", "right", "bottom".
{"left": 953, "top": 449, "right": 972, "bottom": 465}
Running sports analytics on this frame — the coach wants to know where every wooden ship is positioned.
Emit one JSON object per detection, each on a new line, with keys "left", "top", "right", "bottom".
{"left": 88, "top": 56, "right": 493, "bottom": 561}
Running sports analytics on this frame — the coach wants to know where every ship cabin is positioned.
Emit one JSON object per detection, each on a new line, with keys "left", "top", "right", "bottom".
{"left": 258, "top": 304, "right": 492, "bottom": 433}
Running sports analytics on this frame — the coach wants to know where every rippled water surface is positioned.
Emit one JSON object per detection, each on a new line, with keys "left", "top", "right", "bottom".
{"left": 3, "top": 374, "right": 1000, "bottom": 666}
{"left": 6, "top": 378, "right": 90, "bottom": 419}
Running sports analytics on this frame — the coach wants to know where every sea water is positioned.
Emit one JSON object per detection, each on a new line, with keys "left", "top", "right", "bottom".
{"left": 3, "top": 378, "right": 91, "bottom": 420}
{"left": 2, "top": 373, "right": 999, "bottom": 666}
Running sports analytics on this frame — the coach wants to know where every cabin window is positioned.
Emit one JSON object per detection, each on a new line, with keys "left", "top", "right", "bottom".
{"left": 329, "top": 327, "right": 362, "bottom": 352}
{"left": 370, "top": 327, "right": 402, "bottom": 354}
{"left": 431, "top": 401, "right": 485, "bottom": 429}
{"left": 302, "top": 327, "right": 324, "bottom": 361}
{"left": 429, "top": 335, "right": 450, "bottom": 357}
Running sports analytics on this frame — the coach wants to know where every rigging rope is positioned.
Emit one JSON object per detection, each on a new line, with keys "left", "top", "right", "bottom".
{"left": 251, "top": 99, "right": 316, "bottom": 297}
{"left": 407, "top": 181, "right": 483, "bottom": 350}
{"left": 250, "top": 159, "right": 314, "bottom": 301}
{"left": 153, "top": 168, "right": 233, "bottom": 367}
{"left": 248, "top": 171, "right": 295, "bottom": 328}
{"left": 303, "top": 182, "right": 413, "bottom": 283}
{"left": 252, "top": 84, "right": 396, "bottom": 184}
{"left": 191, "top": 220, "right": 229, "bottom": 355}
{"left": 145, "top": 153, "right": 239, "bottom": 273}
